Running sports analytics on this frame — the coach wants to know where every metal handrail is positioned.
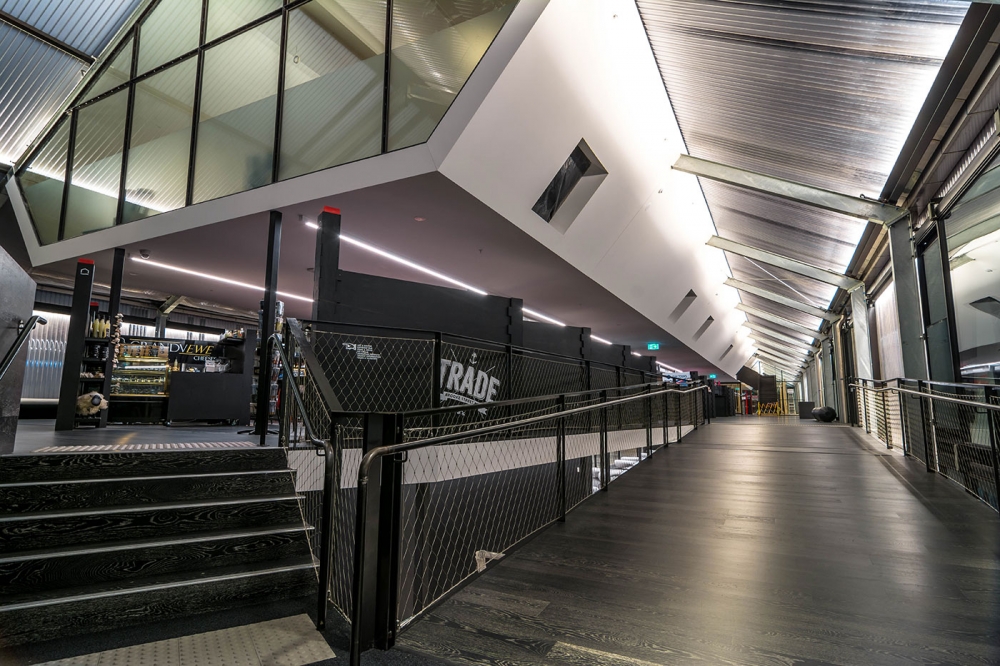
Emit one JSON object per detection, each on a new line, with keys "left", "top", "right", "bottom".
{"left": 0, "top": 315, "right": 46, "bottom": 384}
{"left": 263, "top": 332, "right": 337, "bottom": 631}
{"left": 349, "top": 384, "right": 709, "bottom": 663}
{"left": 850, "top": 383, "right": 1000, "bottom": 412}
{"left": 398, "top": 381, "right": 674, "bottom": 419}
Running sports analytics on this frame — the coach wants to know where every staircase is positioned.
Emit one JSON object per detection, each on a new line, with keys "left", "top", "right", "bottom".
{"left": 0, "top": 448, "right": 317, "bottom": 646}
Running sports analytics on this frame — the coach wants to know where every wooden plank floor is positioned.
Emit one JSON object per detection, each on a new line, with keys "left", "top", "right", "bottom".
{"left": 395, "top": 417, "right": 1000, "bottom": 666}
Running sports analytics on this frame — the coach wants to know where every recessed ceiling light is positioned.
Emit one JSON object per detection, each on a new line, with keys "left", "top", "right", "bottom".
{"left": 590, "top": 334, "right": 613, "bottom": 345}
{"left": 413, "top": 216, "right": 426, "bottom": 222}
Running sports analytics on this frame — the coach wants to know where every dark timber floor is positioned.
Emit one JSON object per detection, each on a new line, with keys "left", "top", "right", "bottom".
{"left": 396, "top": 417, "right": 1000, "bottom": 666}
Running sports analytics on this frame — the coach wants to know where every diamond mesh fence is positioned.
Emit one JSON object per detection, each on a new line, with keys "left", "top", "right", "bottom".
{"left": 277, "top": 320, "right": 703, "bottom": 634}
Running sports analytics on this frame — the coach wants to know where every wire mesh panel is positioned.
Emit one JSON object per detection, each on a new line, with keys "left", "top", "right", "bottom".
{"left": 396, "top": 418, "right": 563, "bottom": 627}
{"left": 932, "top": 396, "right": 997, "bottom": 510}
{"left": 310, "top": 330, "right": 435, "bottom": 412}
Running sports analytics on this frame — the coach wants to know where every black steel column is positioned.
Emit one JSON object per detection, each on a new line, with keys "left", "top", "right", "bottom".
{"left": 312, "top": 206, "right": 341, "bottom": 321}
{"left": 557, "top": 394, "right": 566, "bottom": 522}
{"left": 257, "top": 211, "right": 282, "bottom": 443}
{"left": 99, "top": 248, "right": 125, "bottom": 428}
{"left": 55, "top": 259, "right": 96, "bottom": 430}
{"left": 600, "top": 390, "right": 608, "bottom": 491}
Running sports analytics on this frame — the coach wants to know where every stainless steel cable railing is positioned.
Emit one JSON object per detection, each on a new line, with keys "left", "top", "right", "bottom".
{"left": 851, "top": 379, "right": 1000, "bottom": 515}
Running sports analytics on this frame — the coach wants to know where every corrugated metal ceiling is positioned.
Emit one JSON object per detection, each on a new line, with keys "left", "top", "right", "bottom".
{"left": 0, "top": 0, "right": 141, "bottom": 165}
{"left": 637, "top": 0, "right": 970, "bottom": 364}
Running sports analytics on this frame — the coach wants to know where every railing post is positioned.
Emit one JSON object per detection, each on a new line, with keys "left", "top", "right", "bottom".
{"left": 558, "top": 394, "right": 567, "bottom": 521}
{"left": 645, "top": 386, "right": 653, "bottom": 459}
{"left": 676, "top": 392, "right": 682, "bottom": 443}
{"left": 316, "top": 415, "right": 339, "bottom": 630}
{"left": 693, "top": 391, "right": 699, "bottom": 431}
{"left": 662, "top": 390, "right": 668, "bottom": 448}
{"left": 600, "top": 390, "right": 609, "bottom": 491}
{"left": 881, "top": 386, "right": 891, "bottom": 449}
{"left": 897, "top": 386, "right": 910, "bottom": 456}
{"left": 350, "top": 413, "right": 404, "bottom": 664}
{"left": 985, "top": 386, "right": 1000, "bottom": 513}
{"left": 916, "top": 380, "right": 933, "bottom": 472}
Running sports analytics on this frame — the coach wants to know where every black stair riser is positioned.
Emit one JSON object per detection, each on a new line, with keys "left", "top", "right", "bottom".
{"left": 0, "top": 472, "right": 296, "bottom": 515}
{"left": 0, "top": 529, "right": 313, "bottom": 596}
{"left": 0, "top": 450, "right": 288, "bottom": 483}
{"left": 0, "top": 566, "right": 317, "bottom": 647}
{"left": 0, "top": 499, "right": 304, "bottom": 553}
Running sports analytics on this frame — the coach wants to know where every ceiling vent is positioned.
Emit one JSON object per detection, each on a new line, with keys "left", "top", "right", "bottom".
{"left": 532, "top": 138, "right": 607, "bottom": 233}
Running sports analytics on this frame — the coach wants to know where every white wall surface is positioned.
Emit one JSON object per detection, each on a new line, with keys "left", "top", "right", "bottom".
{"left": 438, "top": 0, "right": 753, "bottom": 375}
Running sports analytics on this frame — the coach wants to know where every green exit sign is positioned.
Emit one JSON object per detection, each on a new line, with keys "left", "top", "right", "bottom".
{"left": 647, "top": 342, "right": 660, "bottom": 351}
{"left": 709, "top": 374, "right": 717, "bottom": 379}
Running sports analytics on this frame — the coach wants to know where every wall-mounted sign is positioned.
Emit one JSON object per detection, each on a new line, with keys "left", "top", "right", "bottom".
{"left": 647, "top": 342, "right": 660, "bottom": 351}
{"left": 709, "top": 374, "right": 717, "bottom": 379}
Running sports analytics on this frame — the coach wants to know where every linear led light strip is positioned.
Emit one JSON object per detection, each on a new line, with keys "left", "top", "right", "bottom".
{"left": 131, "top": 257, "right": 313, "bottom": 302}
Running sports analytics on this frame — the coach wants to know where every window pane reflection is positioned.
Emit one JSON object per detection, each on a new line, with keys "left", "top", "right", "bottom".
{"left": 82, "top": 38, "right": 133, "bottom": 103}
{"left": 123, "top": 58, "right": 197, "bottom": 224}
{"left": 137, "top": 0, "right": 201, "bottom": 75}
{"left": 21, "top": 120, "right": 70, "bottom": 245}
{"left": 206, "top": 0, "right": 281, "bottom": 43}
{"left": 279, "top": 0, "right": 385, "bottom": 181}
{"left": 387, "top": 0, "right": 516, "bottom": 151}
{"left": 193, "top": 18, "right": 281, "bottom": 204}
{"left": 65, "top": 91, "right": 129, "bottom": 240}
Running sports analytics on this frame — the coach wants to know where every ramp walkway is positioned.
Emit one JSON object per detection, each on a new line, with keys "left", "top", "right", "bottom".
{"left": 396, "top": 417, "right": 1000, "bottom": 665}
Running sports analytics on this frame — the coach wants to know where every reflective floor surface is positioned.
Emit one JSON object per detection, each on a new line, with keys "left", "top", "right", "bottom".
{"left": 397, "top": 417, "right": 1000, "bottom": 665}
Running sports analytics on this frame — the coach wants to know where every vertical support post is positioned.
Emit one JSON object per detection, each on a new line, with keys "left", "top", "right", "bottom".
{"left": 312, "top": 207, "right": 342, "bottom": 320}
{"left": 557, "top": 394, "right": 566, "bottom": 521}
{"left": 55, "top": 259, "right": 96, "bottom": 431}
{"left": 351, "top": 413, "right": 404, "bottom": 663}
{"left": 316, "top": 415, "right": 339, "bottom": 630}
{"left": 693, "top": 391, "right": 699, "bottom": 431}
{"left": 662, "top": 391, "right": 668, "bottom": 448}
{"left": 257, "top": 211, "right": 282, "bottom": 445}
{"left": 645, "top": 386, "right": 652, "bottom": 458}
{"left": 917, "top": 380, "right": 933, "bottom": 472}
{"left": 600, "top": 390, "right": 608, "bottom": 491}
{"left": 676, "top": 392, "right": 682, "bottom": 443}
{"left": 898, "top": 386, "right": 909, "bottom": 456}
{"left": 881, "top": 388, "right": 891, "bottom": 449}
{"left": 984, "top": 386, "right": 1000, "bottom": 513}
{"left": 100, "top": 248, "right": 125, "bottom": 428}
{"left": 888, "top": 214, "right": 928, "bottom": 380}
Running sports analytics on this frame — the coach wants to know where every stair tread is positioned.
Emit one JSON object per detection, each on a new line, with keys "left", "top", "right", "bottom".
{"left": 0, "top": 494, "right": 304, "bottom": 523}
{"left": 0, "top": 468, "right": 290, "bottom": 489}
{"left": 0, "top": 556, "right": 317, "bottom": 611}
{"left": 0, "top": 523, "right": 314, "bottom": 564}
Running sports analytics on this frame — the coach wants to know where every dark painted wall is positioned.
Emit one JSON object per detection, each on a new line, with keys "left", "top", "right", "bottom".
{"left": 0, "top": 241, "right": 36, "bottom": 453}
{"left": 327, "top": 270, "right": 524, "bottom": 346}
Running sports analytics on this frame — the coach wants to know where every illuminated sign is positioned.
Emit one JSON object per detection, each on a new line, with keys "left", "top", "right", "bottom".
{"left": 647, "top": 342, "right": 660, "bottom": 351}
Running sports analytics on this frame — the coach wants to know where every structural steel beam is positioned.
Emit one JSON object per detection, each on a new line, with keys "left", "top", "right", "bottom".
{"left": 754, "top": 344, "right": 807, "bottom": 367}
{"left": 755, "top": 348, "right": 805, "bottom": 368}
{"left": 737, "top": 304, "right": 822, "bottom": 341}
{"left": 709, "top": 236, "right": 862, "bottom": 291}
{"left": 743, "top": 322, "right": 820, "bottom": 350}
{"left": 0, "top": 10, "right": 95, "bottom": 63}
{"left": 725, "top": 278, "right": 837, "bottom": 321}
{"left": 752, "top": 340, "right": 809, "bottom": 364}
{"left": 756, "top": 351, "right": 805, "bottom": 372}
{"left": 746, "top": 329, "right": 818, "bottom": 355}
{"left": 673, "top": 154, "right": 906, "bottom": 225}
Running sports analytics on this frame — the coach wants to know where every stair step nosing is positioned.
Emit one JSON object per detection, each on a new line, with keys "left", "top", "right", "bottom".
{"left": 0, "top": 524, "right": 314, "bottom": 564}
{"left": 0, "top": 562, "right": 318, "bottom": 612}
{"left": 0, "top": 495, "right": 305, "bottom": 523}
{"left": 0, "top": 469, "right": 292, "bottom": 489}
